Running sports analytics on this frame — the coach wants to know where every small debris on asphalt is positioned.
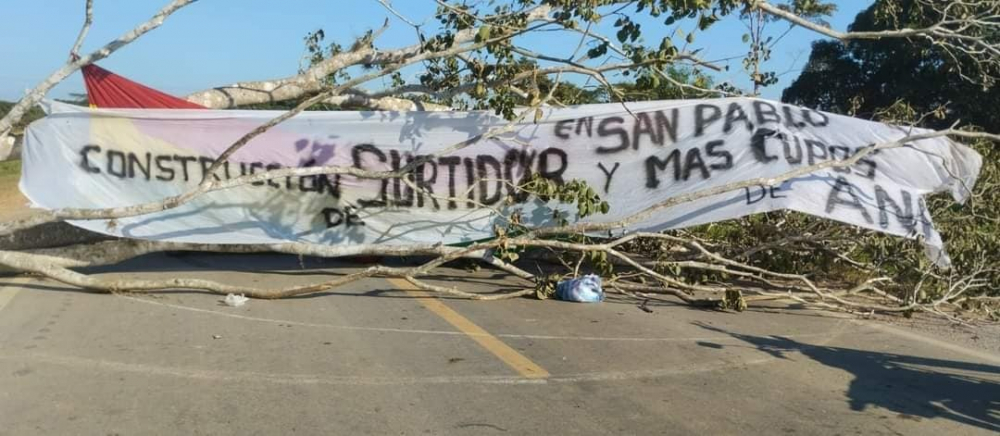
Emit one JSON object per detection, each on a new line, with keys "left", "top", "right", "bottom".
{"left": 638, "top": 299, "right": 654, "bottom": 313}
{"left": 212, "top": 335, "right": 222, "bottom": 340}
{"left": 223, "top": 293, "right": 249, "bottom": 307}
{"left": 448, "top": 357, "right": 464, "bottom": 364}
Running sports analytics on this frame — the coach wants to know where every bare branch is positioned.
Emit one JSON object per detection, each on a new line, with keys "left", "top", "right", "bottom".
{"left": 68, "top": 0, "right": 95, "bottom": 60}
{"left": 185, "top": 5, "right": 554, "bottom": 108}
{"left": 0, "top": 0, "right": 197, "bottom": 145}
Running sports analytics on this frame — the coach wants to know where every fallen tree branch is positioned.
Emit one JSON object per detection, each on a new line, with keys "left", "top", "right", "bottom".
{"left": 2, "top": 0, "right": 997, "bottom": 320}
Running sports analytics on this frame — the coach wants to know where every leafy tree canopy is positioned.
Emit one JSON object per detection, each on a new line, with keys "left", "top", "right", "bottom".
{"left": 783, "top": 0, "right": 1000, "bottom": 129}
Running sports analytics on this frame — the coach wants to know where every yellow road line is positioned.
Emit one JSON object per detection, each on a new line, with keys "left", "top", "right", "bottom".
{"left": 386, "top": 278, "right": 550, "bottom": 379}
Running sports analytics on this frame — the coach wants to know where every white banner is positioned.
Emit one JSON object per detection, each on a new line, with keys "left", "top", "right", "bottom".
{"left": 22, "top": 99, "right": 981, "bottom": 266}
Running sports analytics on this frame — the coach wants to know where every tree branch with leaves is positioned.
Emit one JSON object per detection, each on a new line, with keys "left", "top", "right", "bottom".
{"left": 1, "top": 0, "right": 999, "bottom": 322}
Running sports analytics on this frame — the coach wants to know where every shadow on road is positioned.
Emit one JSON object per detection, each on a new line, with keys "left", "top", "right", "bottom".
{"left": 692, "top": 321, "right": 1000, "bottom": 432}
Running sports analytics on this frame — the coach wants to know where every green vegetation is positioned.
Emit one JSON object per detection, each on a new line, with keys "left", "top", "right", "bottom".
{"left": 0, "top": 159, "right": 21, "bottom": 185}
{"left": 768, "top": 0, "right": 1000, "bottom": 302}
{"left": 784, "top": 0, "right": 999, "bottom": 129}
{"left": 500, "top": 1, "right": 1000, "bottom": 306}
{"left": 0, "top": 101, "right": 45, "bottom": 134}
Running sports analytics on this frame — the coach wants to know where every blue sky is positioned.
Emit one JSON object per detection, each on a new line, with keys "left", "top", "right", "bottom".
{"left": 0, "top": 0, "right": 870, "bottom": 102}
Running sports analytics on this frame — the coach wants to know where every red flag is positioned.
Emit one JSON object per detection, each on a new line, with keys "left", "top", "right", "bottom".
{"left": 82, "top": 64, "right": 205, "bottom": 109}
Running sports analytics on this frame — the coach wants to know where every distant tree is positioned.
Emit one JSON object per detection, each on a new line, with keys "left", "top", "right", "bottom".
{"left": 603, "top": 67, "right": 717, "bottom": 102}
{"left": 783, "top": 0, "right": 1000, "bottom": 129}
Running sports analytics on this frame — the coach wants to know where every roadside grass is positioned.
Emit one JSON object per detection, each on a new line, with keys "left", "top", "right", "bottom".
{"left": 0, "top": 159, "right": 21, "bottom": 187}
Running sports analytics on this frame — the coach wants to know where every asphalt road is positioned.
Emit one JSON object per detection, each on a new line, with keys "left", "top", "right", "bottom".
{"left": 0, "top": 253, "right": 997, "bottom": 435}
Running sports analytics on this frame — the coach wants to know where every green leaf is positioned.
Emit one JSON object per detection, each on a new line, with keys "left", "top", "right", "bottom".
{"left": 476, "top": 25, "right": 492, "bottom": 42}
{"left": 587, "top": 42, "right": 608, "bottom": 59}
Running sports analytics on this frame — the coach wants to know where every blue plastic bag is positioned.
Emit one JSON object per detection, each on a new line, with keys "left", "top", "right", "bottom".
{"left": 555, "top": 274, "right": 604, "bottom": 303}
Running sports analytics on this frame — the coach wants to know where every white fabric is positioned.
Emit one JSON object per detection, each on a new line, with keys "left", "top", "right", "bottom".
{"left": 22, "top": 98, "right": 981, "bottom": 266}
